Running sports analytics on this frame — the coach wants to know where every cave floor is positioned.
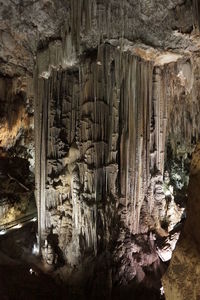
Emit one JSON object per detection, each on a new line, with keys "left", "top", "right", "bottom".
{"left": 0, "top": 223, "right": 165, "bottom": 300}
{"left": 0, "top": 222, "right": 67, "bottom": 300}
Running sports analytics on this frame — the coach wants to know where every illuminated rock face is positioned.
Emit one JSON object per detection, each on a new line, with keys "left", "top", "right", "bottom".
{"left": 0, "top": 77, "right": 30, "bottom": 150}
{"left": 34, "top": 33, "right": 200, "bottom": 294}
{"left": 0, "top": 76, "right": 35, "bottom": 226}
{"left": 1, "top": 0, "right": 200, "bottom": 298}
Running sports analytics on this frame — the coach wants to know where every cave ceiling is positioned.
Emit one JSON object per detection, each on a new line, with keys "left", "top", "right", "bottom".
{"left": 0, "top": 0, "right": 196, "bottom": 77}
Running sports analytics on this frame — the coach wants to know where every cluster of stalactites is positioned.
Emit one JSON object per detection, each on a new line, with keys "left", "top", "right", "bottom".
{"left": 165, "top": 58, "right": 200, "bottom": 159}
{"left": 35, "top": 43, "right": 156, "bottom": 248}
{"left": 34, "top": 39, "right": 200, "bottom": 263}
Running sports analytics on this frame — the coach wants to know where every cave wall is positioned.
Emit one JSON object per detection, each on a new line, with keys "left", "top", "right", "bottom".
{"left": 1, "top": 0, "right": 194, "bottom": 77}
{"left": 193, "top": 0, "right": 200, "bottom": 31}
{"left": 162, "top": 143, "right": 200, "bottom": 300}
{"left": 0, "top": 75, "right": 35, "bottom": 226}
{"left": 0, "top": 76, "right": 31, "bottom": 151}
{"left": 1, "top": 0, "right": 200, "bottom": 298}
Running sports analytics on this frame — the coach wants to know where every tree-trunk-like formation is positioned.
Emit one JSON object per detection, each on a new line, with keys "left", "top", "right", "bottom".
{"left": 34, "top": 35, "right": 200, "bottom": 295}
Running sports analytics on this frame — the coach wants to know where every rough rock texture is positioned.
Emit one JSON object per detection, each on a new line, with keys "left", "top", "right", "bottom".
{"left": 162, "top": 143, "right": 200, "bottom": 300}
{"left": 0, "top": 0, "right": 69, "bottom": 76}
{"left": 0, "top": 75, "right": 35, "bottom": 226}
{"left": 34, "top": 40, "right": 200, "bottom": 298}
{"left": 1, "top": 0, "right": 200, "bottom": 299}
{"left": 193, "top": 0, "right": 200, "bottom": 31}
{"left": 0, "top": 0, "right": 196, "bottom": 77}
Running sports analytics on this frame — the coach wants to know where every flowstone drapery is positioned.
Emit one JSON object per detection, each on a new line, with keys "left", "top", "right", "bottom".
{"left": 34, "top": 40, "right": 200, "bottom": 286}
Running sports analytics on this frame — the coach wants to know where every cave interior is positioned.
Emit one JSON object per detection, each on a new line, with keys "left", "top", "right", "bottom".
{"left": 0, "top": 1, "right": 200, "bottom": 299}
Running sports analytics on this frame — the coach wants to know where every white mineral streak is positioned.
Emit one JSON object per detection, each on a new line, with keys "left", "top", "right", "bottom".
{"left": 34, "top": 76, "right": 47, "bottom": 249}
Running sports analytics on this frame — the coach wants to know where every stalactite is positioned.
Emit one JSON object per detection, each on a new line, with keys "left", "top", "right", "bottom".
{"left": 34, "top": 41, "right": 200, "bottom": 280}
{"left": 34, "top": 72, "right": 47, "bottom": 248}
{"left": 35, "top": 44, "right": 154, "bottom": 258}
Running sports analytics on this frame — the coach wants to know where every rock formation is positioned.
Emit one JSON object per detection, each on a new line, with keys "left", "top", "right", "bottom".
{"left": 163, "top": 143, "right": 200, "bottom": 300}
{"left": 0, "top": 75, "right": 35, "bottom": 226}
{"left": 1, "top": 0, "right": 200, "bottom": 299}
{"left": 34, "top": 3, "right": 200, "bottom": 296}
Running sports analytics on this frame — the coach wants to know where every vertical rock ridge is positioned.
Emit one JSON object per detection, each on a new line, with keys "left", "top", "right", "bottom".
{"left": 34, "top": 41, "right": 200, "bottom": 291}
{"left": 193, "top": 0, "right": 200, "bottom": 31}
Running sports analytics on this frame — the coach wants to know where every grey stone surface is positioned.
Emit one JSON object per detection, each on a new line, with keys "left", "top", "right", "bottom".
{"left": 0, "top": 0, "right": 195, "bottom": 76}
{"left": 0, "top": 1, "right": 200, "bottom": 298}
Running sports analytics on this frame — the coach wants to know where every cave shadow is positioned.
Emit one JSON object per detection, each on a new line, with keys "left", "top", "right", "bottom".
{"left": 47, "top": 230, "right": 65, "bottom": 268}
{"left": 111, "top": 282, "right": 165, "bottom": 300}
